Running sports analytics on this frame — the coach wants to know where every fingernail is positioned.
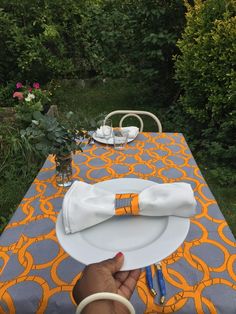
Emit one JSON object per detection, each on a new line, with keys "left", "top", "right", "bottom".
{"left": 115, "top": 252, "right": 123, "bottom": 258}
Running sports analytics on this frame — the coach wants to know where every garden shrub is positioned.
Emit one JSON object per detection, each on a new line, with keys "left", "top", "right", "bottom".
{"left": 79, "top": 0, "right": 185, "bottom": 106}
{"left": 0, "top": 122, "right": 42, "bottom": 234}
{"left": 0, "top": 83, "right": 16, "bottom": 107}
{"left": 175, "top": 0, "right": 236, "bottom": 167}
{"left": 0, "top": 0, "right": 185, "bottom": 107}
{"left": 0, "top": 8, "right": 21, "bottom": 85}
{"left": 0, "top": 0, "right": 85, "bottom": 83}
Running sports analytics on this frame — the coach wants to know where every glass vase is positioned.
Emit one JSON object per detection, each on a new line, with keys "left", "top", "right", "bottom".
{"left": 55, "top": 154, "right": 73, "bottom": 187}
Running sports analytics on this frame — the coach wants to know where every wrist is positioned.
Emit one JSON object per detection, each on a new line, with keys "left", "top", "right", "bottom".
{"left": 76, "top": 292, "right": 135, "bottom": 314}
{"left": 82, "top": 299, "right": 114, "bottom": 314}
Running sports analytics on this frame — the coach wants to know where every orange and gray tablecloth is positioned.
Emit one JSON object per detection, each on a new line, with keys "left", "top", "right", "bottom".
{"left": 0, "top": 133, "right": 235, "bottom": 313}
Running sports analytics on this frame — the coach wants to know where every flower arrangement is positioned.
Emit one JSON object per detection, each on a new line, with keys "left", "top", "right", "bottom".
{"left": 20, "top": 111, "right": 88, "bottom": 186}
{"left": 21, "top": 111, "right": 87, "bottom": 157}
{"left": 13, "top": 82, "right": 52, "bottom": 124}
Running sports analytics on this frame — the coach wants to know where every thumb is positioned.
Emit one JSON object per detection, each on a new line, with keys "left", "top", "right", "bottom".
{"left": 99, "top": 252, "right": 124, "bottom": 274}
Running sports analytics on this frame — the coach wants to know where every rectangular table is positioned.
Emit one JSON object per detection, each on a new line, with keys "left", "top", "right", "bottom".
{"left": 0, "top": 133, "right": 235, "bottom": 313}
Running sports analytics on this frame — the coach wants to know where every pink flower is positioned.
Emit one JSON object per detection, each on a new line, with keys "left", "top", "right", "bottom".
{"left": 33, "top": 82, "right": 40, "bottom": 89}
{"left": 16, "top": 82, "right": 23, "bottom": 89}
{"left": 13, "top": 91, "right": 24, "bottom": 100}
{"left": 28, "top": 87, "right": 32, "bottom": 92}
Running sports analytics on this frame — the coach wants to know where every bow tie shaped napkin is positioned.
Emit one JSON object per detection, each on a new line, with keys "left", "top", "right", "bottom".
{"left": 62, "top": 181, "right": 197, "bottom": 234}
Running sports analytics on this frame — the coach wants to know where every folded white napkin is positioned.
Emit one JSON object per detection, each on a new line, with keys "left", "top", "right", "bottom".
{"left": 95, "top": 126, "right": 139, "bottom": 139}
{"left": 120, "top": 126, "right": 139, "bottom": 139}
{"left": 95, "top": 125, "right": 112, "bottom": 138}
{"left": 62, "top": 181, "right": 197, "bottom": 234}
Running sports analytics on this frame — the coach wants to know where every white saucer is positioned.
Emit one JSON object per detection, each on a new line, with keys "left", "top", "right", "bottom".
{"left": 92, "top": 134, "right": 137, "bottom": 145}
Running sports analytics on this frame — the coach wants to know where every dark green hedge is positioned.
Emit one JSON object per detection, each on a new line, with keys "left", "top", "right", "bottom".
{"left": 0, "top": 0, "right": 84, "bottom": 83}
{"left": 175, "top": 0, "right": 236, "bottom": 167}
{"left": 0, "top": 0, "right": 185, "bottom": 106}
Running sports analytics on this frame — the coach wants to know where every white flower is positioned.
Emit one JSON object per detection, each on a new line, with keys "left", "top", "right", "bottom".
{"left": 25, "top": 93, "right": 35, "bottom": 102}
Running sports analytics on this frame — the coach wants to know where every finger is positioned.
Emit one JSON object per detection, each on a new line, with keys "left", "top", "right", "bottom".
{"left": 115, "top": 269, "right": 141, "bottom": 285}
{"left": 118, "top": 269, "right": 141, "bottom": 299}
{"left": 130, "top": 269, "right": 141, "bottom": 282}
{"left": 114, "top": 271, "right": 130, "bottom": 288}
{"left": 99, "top": 252, "right": 124, "bottom": 274}
{"left": 115, "top": 271, "right": 129, "bottom": 283}
{"left": 116, "top": 269, "right": 141, "bottom": 282}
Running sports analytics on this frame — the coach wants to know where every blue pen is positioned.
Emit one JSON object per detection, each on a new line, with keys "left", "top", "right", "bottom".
{"left": 145, "top": 266, "right": 157, "bottom": 297}
{"left": 155, "top": 263, "right": 166, "bottom": 304}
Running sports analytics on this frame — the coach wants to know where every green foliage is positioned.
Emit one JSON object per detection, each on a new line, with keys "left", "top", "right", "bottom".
{"left": 0, "top": 0, "right": 83, "bottom": 82}
{"left": 0, "top": 8, "right": 19, "bottom": 83}
{"left": 0, "top": 83, "right": 16, "bottom": 107}
{"left": 20, "top": 112, "right": 84, "bottom": 157}
{"left": 0, "top": 123, "right": 35, "bottom": 171}
{"left": 0, "top": 123, "right": 42, "bottom": 233}
{"left": 175, "top": 0, "right": 236, "bottom": 167}
{"left": 79, "top": 0, "right": 185, "bottom": 105}
{"left": 0, "top": 0, "right": 185, "bottom": 107}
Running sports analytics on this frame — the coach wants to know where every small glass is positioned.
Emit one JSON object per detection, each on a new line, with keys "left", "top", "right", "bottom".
{"left": 113, "top": 128, "right": 128, "bottom": 150}
{"left": 88, "top": 130, "right": 95, "bottom": 144}
{"left": 55, "top": 154, "right": 73, "bottom": 187}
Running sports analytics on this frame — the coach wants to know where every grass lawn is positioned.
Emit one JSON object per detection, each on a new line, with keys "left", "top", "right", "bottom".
{"left": 0, "top": 79, "right": 235, "bottom": 237}
{"left": 0, "top": 161, "right": 43, "bottom": 233}
{"left": 54, "top": 79, "right": 156, "bottom": 124}
{"left": 201, "top": 169, "right": 236, "bottom": 236}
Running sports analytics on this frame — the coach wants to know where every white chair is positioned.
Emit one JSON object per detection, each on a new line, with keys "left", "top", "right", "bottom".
{"left": 104, "top": 110, "right": 162, "bottom": 132}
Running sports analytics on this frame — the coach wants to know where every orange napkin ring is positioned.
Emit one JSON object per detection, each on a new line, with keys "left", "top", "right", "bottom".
{"left": 115, "top": 193, "right": 140, "bottom": 216}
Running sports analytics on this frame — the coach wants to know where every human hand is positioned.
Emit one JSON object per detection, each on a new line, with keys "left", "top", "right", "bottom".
{"left": 72, "top": 252, "right": 141, "bottom": 314}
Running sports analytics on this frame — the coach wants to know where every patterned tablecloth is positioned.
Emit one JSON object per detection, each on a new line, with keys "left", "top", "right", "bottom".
{"left": 0, "top": 133, "right": 235, "bottom": 314}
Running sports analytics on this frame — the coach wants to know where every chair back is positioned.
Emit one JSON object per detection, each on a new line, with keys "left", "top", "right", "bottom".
{"left": 104, "top": 110, "right": 162, "bottom": 132}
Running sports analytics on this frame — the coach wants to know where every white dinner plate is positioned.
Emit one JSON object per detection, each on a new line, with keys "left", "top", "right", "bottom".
{"left": 56, "top": 178, "right": 190, "bottom": 270}
{"left": 92, "top": 133, "right": 137, "bottom": 145}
